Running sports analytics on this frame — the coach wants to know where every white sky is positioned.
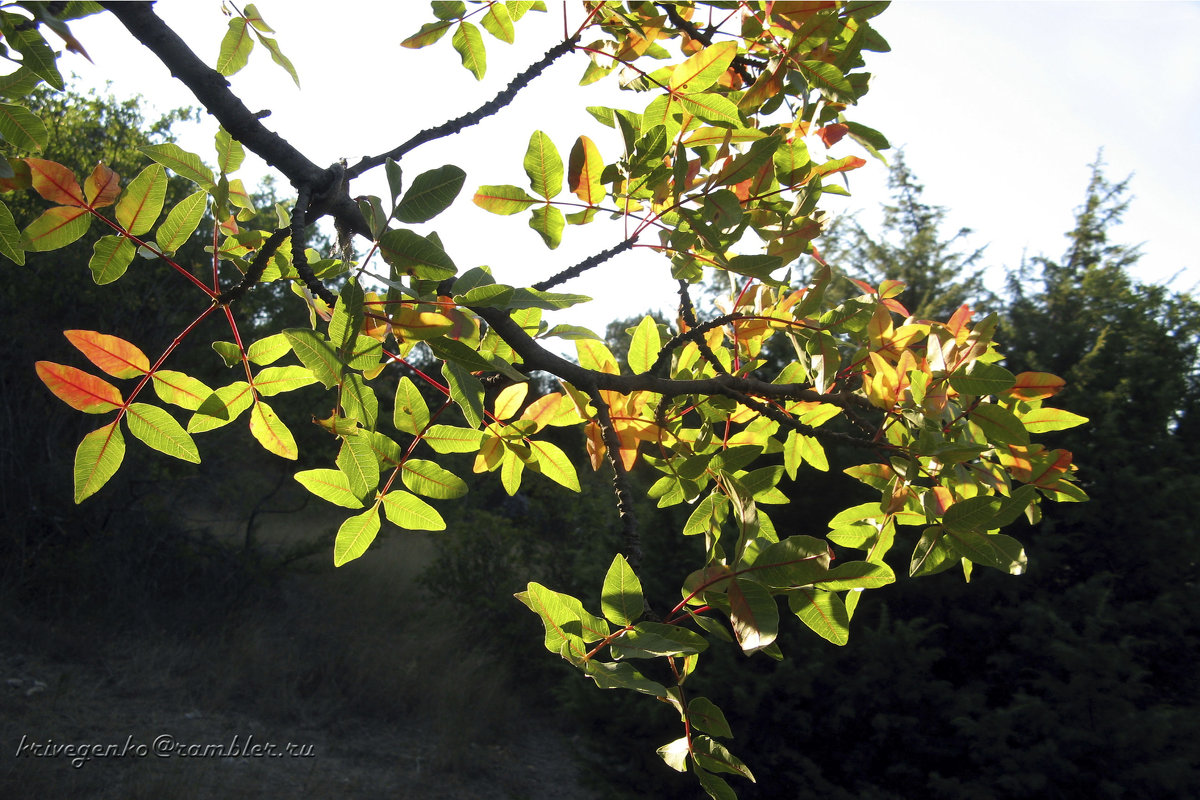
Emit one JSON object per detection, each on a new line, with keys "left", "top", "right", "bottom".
{"left": 60, "top": 1, "right": 1200, "bottom": 334}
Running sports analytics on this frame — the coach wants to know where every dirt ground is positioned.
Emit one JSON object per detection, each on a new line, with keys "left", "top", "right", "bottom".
{"left": 0, "top": 507, "right": 603, "bottom": 799}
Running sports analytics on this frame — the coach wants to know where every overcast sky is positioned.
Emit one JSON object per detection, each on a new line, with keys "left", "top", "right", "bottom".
{"left": 61, "top": 2, "right": 1200, "bottom": 333}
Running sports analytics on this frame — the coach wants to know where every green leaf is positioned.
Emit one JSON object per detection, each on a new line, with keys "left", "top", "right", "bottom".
{"left": 627, "top": 315, "right": 661, "bottom": 375}
{"left": 333, "top": 505, "right": 381, "bottom": 566}
{"left": 529, "top": 205, "right": 564, "bottom": 249}
{"left": 249, "top": 400, "right": 298, "bottom": 459}
{"left": 422, "top": 424, "right": 482, "bottom": 454}
{"left": 600, "top": 554, "right": 643, "bottom": 625}
{"left": 452, "top": 20, "right": 486, "bottom": 80}
{"left": 944, "top": 528, "right": 1027, "bottom": 574}
{"left": 523, "top": 131, "right": 563, "bottom": 200}
{"left": 728, "top": 578, "right": 778, "bottom": 653}
{"left": 381, "top": 490, "right": 446, "bottom": 531}
{"left": 508, "top": 288, "right": 591, "bottom": 310}
{"left": 969, "top": 402, "right": 1030, "bottom": 445}
{"left": 337, "top": 433, "right": 381, "bottom": 499}
{"left": 125, "top": 402, "right": 200, "bottom": 463}
{"left": 378, "top": 228, "right": 457, "bottom": 281}
{"left": 696, "top": 768, "right": 738, "bottom": 800}
{"left": 139, "top": 143, "right": 215, "bottom": 189}
{"left": 610, "top": 622, "right": 708, "bottom": 659}
{"left": 216, "top": 16, "right": 254, "bottom": 76}
{"left": 481, "top": 2, "right": 515, "bottom": 42}
{"left": 215, "top": 128, "right": 245, "bottom": 174}
{"left": 670, "top": 41, "right": 738, "bottom": 93}
{"left": 693, "top": 736, "right": 755, "bottom": 783}
{"left": 527, "top": 438, "right": 579, "bottom": 491}
{"left": 949, "top": 360, "right": 1016, "bottom": 396}
{"left": 328, "top": 278, "right": 364, "bottom": 351}
{"left": 472, "top": 184, "right": 538, "bottom": 215}
{"left": 74, "top": 421, "right": 124, "bottom": 503}
{"left": 0, "top": 102, "right": 47, "bottom": 151}
{"left": 401, "top": 458, "right": 468, "bottom": 499}
{"left": 341, "top": 373, "right": 378, "bottom": 430}
{"left": 88, "top": 235, "right": 136, "bottom": 284}
{"left": 910, "top": 527, "right": 959, "bottom": 577}
{"left": 0, "top": 199, "right": 24, "bottom": 264}
{"left": 188, "top": 382, "right": 254, "bottom": 432}
{"left": 677, "top": 92, "right": 741, "bottom": 127}
{"left": 283, "top": 328, "right": 342, "bottom": 388}
{"left": 151, "top": 371, "right": 214, "bottom": 411}
{"left": 258, "top": 35, "right": 300, "bottom": 87}
{"left": 401, "top": 20, "right": 455, "bottom": 49}
{"left": 245, "top": 332, "right": 292, "bottom": 366}
{"left": 115, "top": 164, "right": 167, "bottom": 235}
{"left": 815, "top": 561, "right": 896, "bottom": 591}
{"left": 294, "top": 468, "right": 364, "bottom": 509}
{"left": 748, "top": 535, "right": 832, "bottom": 588}
{"left": 395, "top": 164, "right": 466, "bottom": 223}
{"left": 154, "top": 189, "right": 207, "bottom": 254}
{"left": 657, "top": 737, "right": 690, "bottom": 772}
{"left": 441, "top": 360, "right": 484, "bottom": 429}
{"left": 1019, "top": 407, "right": 1089, "bottom": 433}
{"left": 516, "top": 581, "right": 608, "bottom": 656}
{"left": 211, "top": 341, "right": 242, "bottom": 368}
{"left": 789, "top": 587, "right": 849, "bottom": 645}
{"left": 688, "top": 697, "right": 733, "bottom": 739}
{"left": 393, "top": 376, "right": 431, "bottom": 436}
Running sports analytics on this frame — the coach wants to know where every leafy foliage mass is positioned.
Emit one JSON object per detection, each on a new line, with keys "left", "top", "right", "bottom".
{"left": 2, "top": 3, "right": 1091, "bottom": 795}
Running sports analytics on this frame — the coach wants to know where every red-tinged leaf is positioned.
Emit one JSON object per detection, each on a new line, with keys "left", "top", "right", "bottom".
{"left": 249, "top": 399, "right": 297, "bottom": 459}
{"left": 74, "top": 421, "right": 124, "bottom": 503}
{"left": 115, "top": 164, "right": 167, "bottom": 236}
{"left": 945, "top": 303, "right": 973, "bottom": 334}
{"left": 817, "top": 123, "right": 849, "bottom": 147}
{"left": 789, "top": 587, "right": 850, "bottom": 645}
{"left": 84, "top": 163, "right": 120, "bottom": 208}
{"left": 24, "top": 157, "right": 85, "bottom": 206}
{"left": 64, "top": 330, "right": 149, "bottom": 379}
{"left": 568, "top": 135, "right": 605, "bottom": 206}
{"left": 35, "top": 361, "right": 123, "bottom": 413}
{"left": 1004, "top": 371, "right": 1066, "bottom": 401}
{"left": 333, "top": 505, "right": 382, "bottom": 567}
{"left": 472, "top": 184, "right": 538, "bottom": 215}
{"left": 847, "top": 277, "right": 874, "bottom": 295}
{"left": 22, "top": 205, "right": 90, "bottom": 251}
{"left": 809, "top": 154, "right": 867, "bottom": 181}
{"left": 401, "top": 19, "right": 455, "bottom": 49}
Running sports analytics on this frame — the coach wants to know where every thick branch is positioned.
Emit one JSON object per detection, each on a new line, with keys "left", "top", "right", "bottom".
{"left": 347, "top": 36, "right": 580, "bottom": 179}
{"left": 587, "top": 388, "right": 642, "bottom": 570}
{"left": 471, "top": 305, "right": 875, "bottom": 416}
{"left": 99, "top": 1, "right": 369, "bottom": 238}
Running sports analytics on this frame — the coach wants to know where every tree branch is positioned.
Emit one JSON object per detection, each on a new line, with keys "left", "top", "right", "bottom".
{"left": 586, "top": 387, "right": 642, "bottom": 570}
{"left": 346, "top": 36, "right": 580, "bottom": 179}
{"left": 99, "top": 1, "right": 370, "bottom": 238}
{"left": 532, "top": 237, "right": 637, "bottom": 292}
{"left": 215, "top": 227, "right": 290, "bottom": 306}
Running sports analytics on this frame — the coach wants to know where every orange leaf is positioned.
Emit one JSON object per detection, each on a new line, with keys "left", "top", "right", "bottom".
{"left": 945, "top": 304, "right": 973, "bottom": 335}
{"left": 1004, "top": 372, "right": 1066, "bottom": 401}
{"left": 64, "top": 330, "right": 149, "bottom": 379}
{"left": 25, "top": 158, "right": 86, "bottom": 206}
{"left": 84, "top": 163, "right": 121, "bottom": 208}
{"left": 817, "top": 123, "right": 849, "bottom": 147}
{"left": 35, "top": 361, "right": 123, "bottom": 413}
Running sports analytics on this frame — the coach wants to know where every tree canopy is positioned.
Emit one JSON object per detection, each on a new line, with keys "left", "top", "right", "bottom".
{"left": 1, "top": 3, "right": 1092, "bottom": 796}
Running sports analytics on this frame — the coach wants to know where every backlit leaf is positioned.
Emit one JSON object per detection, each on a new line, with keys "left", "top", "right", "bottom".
{"left": 401, "top": 20, "right": 455, "bottom": 49}
{"left": 728, "top": 578, "right": 778, "bottom": 653}
{"left": 568, "top": 135, "right": 605, "bottom": 205}
{"left": 528, "top": 439, "right": 580, "bottom": 491}
{"left": 295, "top": 468, "right": 364, "bottom": 509}
{"left": 35, "top": 361, "right": 122, "bottom": 413}
{"left": 74, "top": 421, "right": 124, "bottom": 503}
{"left": 1018, "top": 407, "right": 1088, "bottom": 433}
{"left": 65, "top": 330, "right": 149, "bottom": 378}
{"left": 950, "top": 361, "right": 1015, "bottom": 396}
{"left": 627, "top": 315, "right": 661, "bottom": 375}
{"left": 523, "top": 130, "right": 563, "bottom": 200}
{"left": 139, "top": 143, "right": 215, "bottom": 189}
{"left": 115, "top": 164, "right": 167, "bottom": 235}
{"left": 333, "top": 505, "right": 381, "bottom": 566}
{"left": 789, "top": 587, "right": 849, "bottom": 645}
{"left": 125, "top": 402, "right": 200, "bottom": 463}
{"left": 188, "top": 382, "right": 254, "bottom": 432}
{"left": 381, "top": 490, "right": 446, "bottom": 531}
{"left": 473, "top": 184, "right": 538, "bottom": 215}
{"left": 155, "top": 189, "right": 207, "bottom": 254}
{"left": 216, "top": 16, "right": 254, "bottom": 76}
{"left": 600, "top": 553, "right": 643, "bottom": 625}
{"left": 252, "top": 365, "right": 316, "bottom": 396}
{"left": 1004, "top": 371, "right": 1065, "bottom": 401}
{"left": 402, "top": 458, "right": 468, "bottom": 499}
{"left": 452, "top": 20, "right": 486, "bottom": 80}
{"left": 337, "top": 433, "right": 380, "bottom": 499}
{"left": 88, "top": 234, "right": 135, "bottom": 284}
{"left": 422, "top": 424, "right": 483, "bottom": 453}
{"left": 22, "top": 205, "right": 90, "bottom": 251}
{"left": 249, "top": 400, "right": 297, "bottom": 459}
{"left": 480, "top": 2, "right": 515, "bottom": 42}
{"left": 151, "top": 370, "right": 214, "bottom": 411}
{"left": 394, "top": 376, "right": 430, "bottom": 436}
{"left": 378, "top": 228, "right": 457, "bottom": 281}
{"left": 0, "top": 199, "right": 24, "bottom": 265}
{"left": 283, "top": 328, "right": 342, "bottom": 388}
{"left": 25, "top": 158, "right": 85, "bottom": 205}
{"left": 669, "top": 40, "right": 737, "bottom": 93}
{"left": 441, "top": 360, "right": 484, "bottom": 429}
{"left": 0, "top": 102, "right": 48, "bottom": 152}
